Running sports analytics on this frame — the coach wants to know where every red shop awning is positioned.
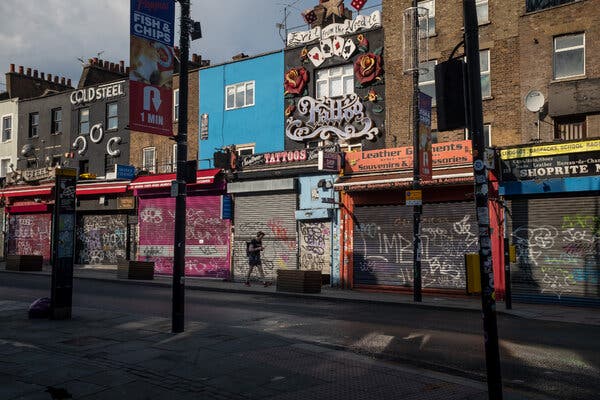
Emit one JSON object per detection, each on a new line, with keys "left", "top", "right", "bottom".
{"left": 1, "top": 185, "right": 54, "bottom": 198}
{"left": 76, "top": 181, "right": 130, "bottom": 196}
{"left": 129, "top": 168, "right": 220, "bottom": 190}
{"left": 6, "top": 204, "right": 49, "bottom": 213}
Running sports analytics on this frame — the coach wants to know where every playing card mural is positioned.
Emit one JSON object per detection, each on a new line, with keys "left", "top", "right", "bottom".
{"left": 283, "top": 1, "right": 385, "bottom": 151}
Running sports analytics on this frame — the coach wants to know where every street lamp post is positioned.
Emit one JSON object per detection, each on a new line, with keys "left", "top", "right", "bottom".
{"left": 172, "top": 0, "right": 191, "bottom": 333}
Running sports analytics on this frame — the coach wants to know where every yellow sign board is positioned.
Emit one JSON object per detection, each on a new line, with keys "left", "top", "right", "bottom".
{"left": 406, "top": 190, "right": 422, "bottom": 205}
{"left": 55, "top": 167, "right": 78, "bottom": 177}
{"left": 500, "top": 139, "right": 600, "bottom": 160}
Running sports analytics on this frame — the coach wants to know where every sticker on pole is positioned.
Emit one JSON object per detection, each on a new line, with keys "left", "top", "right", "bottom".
{"left": 406, "top": 190, "right": 422, "bottom": 206}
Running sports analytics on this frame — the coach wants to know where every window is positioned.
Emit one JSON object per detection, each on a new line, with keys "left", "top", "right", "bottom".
{"left": 143, "top": 147, "right": 156, "bottom": 173}
{"left": 106, "top": 102, "right": 118, "bottom": 130}
{"left": 51, "top": 108, "right": 62, "bottom": 134}
{"left": 104, "top": 154, "right": 117, "bottom": 174}
{"left": 236, "top": 144, "right": 255, "bottom": 156}
{"left": 418, "top": 0, "right": 435, "bottom": 37}
{"left": 173, "top": 89, "right": 179, "bottom": 121}
{"left": 0, "top": 158, "right": 10, "bottom": 177}
{"left": 79, "top": 108, "right": 90, "bottom": 135}
{"left": 2, "top": 115, "right": 11, "bottom": 142}
{"left": 172, "top": 143, "right": 177, "bottom": 172}
{"left": 465, "top": 124, "right": 492, "bottom": 147}
{"left": 526, "top": 0, "right": 576, "bottom": 13}
{"left": 52, "top": 155, "right": 61, "bottom": 167}
{"left": 480, "top": 49, "right": 491, "bottom": 98}
{"left": 28, "top": 112, "right": 39, "bottom": 138}
{"left": 225, "top": 81, "right": 255, "bottom": 110}
{"left": 476, "top": 0, "right": 489, "bottom": 24}
{"left": 340, "top": 142, "right": 363, "bottom": 152}
{"left": 316, "top": 65, "right": 354, "bottom": 99}
{"left": 78, "top": 159, "right": 89, "bottom": 174}
{"left": 419, "top": 60, "right": 437, "bottom": 106}
{"left": 554, "top": 33, "right": 585, "bottom": 79}
{"left": 555, "top": 116, "right": 586, "bottom": 140}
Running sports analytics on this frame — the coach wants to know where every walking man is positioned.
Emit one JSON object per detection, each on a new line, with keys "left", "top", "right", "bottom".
{"left": 245, "top": 231, "right": 271, "bottom": 287}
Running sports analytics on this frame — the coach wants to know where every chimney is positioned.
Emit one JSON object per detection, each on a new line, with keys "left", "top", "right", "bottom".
{"left": 54, "top": 76, "right": 59, "bottom": 83}
{"left": 104, "top": 60, "right": 109, "bottom": 69}
{"left": 119, "top": 60, "right": 125, "bottom": 73}
{"left": 10, "top": 64, "right": 15, "bottom": 73}
{"left": 18, "top": 66, "right": 24, "bottom": 74}
{"left": 67, "top": 79, "right": 72, "bottom": 87}
{"left": 40, "top": 72, "right": 45, "bottom": 80}
{"left": 48, "top": 73, "right": 52, "bottom": 81}
{"left": 126, "top": 67, "right": 130, "bottom": 75}
{"left": 33, "top": 69, "right": 38, "bottom": 78}
{"left": 110, "top": 62, "right": 115, "bottom": 71}
{"left": 26, "top": 68, "right": 31, "bottom": 76}
{"left": 61, "top": 77, "right": 66, "bottom": 85}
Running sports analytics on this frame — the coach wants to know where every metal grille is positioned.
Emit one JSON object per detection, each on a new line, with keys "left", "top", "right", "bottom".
{"left": 233, "top": 192, "right": 297, "bottom": 281}
{"left": 76, "top": 214, "right": 127, "bottom": 264}
{"left": 353, "top": 202, "right": 477, "bottom": 289}
{"left": 508, "top": 196, "right": 600, "bottom": 305}
{"left": 7, "top": 213, "right": 52, "bottom": 261}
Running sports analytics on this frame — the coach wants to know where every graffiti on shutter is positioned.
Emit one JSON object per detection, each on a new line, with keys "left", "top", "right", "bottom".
{"left": 76, "top": 214, "right": 127, "bottom": 264}
{"left": 7, "top": 213, "right": 52, "bottom": 261}
{"left": 299, "top": 221, "right": 331, "bottom": 271}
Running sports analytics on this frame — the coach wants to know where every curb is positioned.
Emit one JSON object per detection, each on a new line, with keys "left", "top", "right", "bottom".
{"left": 1, "top": 268, "right": 496, "bottom": 316}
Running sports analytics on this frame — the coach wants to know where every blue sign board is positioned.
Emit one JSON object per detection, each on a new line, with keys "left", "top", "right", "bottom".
{"left": 130, "top": 0, "right": 175, "bottom": 46}
{"left": 116, "top": 165, "right": 136, "bottom": 180}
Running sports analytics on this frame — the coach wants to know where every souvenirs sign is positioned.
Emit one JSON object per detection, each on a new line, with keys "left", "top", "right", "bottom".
{"left": 286, "top": 94, "right": 380, "bottom": 143}
{"left": 344, "top": 141, "right": 473, "bottom": 174}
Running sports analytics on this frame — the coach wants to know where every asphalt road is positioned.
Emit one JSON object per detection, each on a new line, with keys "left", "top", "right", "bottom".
{"left": 2, "top": 273, "right": 599, "bottom": 400}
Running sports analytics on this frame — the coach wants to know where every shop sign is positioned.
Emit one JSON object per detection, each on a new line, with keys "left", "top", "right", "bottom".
{"left": 117, "top": 196, "right": 136, "bottom": 210}
{"left": 70, "top": 81, "right": 125, "bottom": 105}
{"left": 500, "top": 139, "right": 600, "bottom": 160}
{"left": 238, "top": 146, "right": 336, "bottom": 169}
{"left": 286, "top": 94, "right": 379, "bottom": 143}
{"left": 21, "top": 167, "right": 55, "bottom": 183}
{"left": 501, "top": 151, "right": 600, "bottom": 181}
{"left": 344, "top": 140, "right": 473, "bottom": 174}
{"left": 116, "top": 164, "right": 135, "bottom": 180}
{"left": 287, "top": 10, "right": 381, "bottom": 46}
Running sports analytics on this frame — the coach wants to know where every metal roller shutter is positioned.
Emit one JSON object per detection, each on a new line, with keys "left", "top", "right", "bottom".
{"left": 76, "top": 214, "right": 127, "bottom": 264}
{"left": 233, "top": 192, "right": 297, "bottom": 281}
{"left": 353, "top": 202, "right": 477, "bottom": 289}
{"left": 7, "top": 213, "right": 52, "bottom": 262}
{"left": 299, "top": 220, "right": 332, "bottom": 272}
{"left": 508, "top": 196, "right": 600, "bottom": 306}
{"left": 138, "top": 196, "right": 231, "bottom": 278}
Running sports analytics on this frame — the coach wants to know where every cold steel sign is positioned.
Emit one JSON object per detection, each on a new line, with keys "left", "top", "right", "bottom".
{"left": 129, "top": 0, "right": 175, "bottom": 136}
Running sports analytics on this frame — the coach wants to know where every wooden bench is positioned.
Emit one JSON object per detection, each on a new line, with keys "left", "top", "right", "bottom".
{"left": 117, "top": 261, "right": 155, "bottom": 280}
{"left": 5, "top": 255, "right": 44, "bottom": 271}
{"left": 276, "top": 269, "right": 322, "bottom": 293}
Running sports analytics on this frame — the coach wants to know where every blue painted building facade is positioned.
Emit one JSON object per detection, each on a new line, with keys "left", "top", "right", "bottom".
{"left": 198, "top": 51, "right": 284, "bottom": 169}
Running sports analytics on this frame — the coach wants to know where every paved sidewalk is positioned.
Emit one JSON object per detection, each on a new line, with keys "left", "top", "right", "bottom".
{"left": 0, "top": 299, "right": 549, "bottom": 400}
{"left": 3, "top": 263, "right": 599, "bottom": 326}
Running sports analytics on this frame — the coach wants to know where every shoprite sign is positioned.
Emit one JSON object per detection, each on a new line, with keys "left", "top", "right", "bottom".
{"left": 344, "top": 140, "right": 472, "bottom": 174}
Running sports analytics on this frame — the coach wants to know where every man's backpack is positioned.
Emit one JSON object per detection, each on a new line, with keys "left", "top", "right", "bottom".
{"left": 246, "top": 241, "right": 252, "bottom": 257}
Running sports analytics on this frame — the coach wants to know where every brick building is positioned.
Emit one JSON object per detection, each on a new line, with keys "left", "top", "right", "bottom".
{"left": 383, "top": 0, "right": 600, "bottom": 147}
{"left": 129, "top": 52, "right": 207, "bottom": 173}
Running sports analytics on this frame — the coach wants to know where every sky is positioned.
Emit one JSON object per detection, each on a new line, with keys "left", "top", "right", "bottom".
{"left": 0, "top": 0, "right": 351, "bottom": 89}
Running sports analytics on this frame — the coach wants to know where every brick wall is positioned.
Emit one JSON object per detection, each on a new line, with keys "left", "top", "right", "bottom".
{"left": 384, "top": 0, "right": 522, "bottom": 147}
{"left": 129, "top": 69, "right": 200, "bottom": 172}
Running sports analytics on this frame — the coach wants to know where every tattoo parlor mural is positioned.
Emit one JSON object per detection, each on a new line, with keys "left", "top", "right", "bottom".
{"left": 284, "top": 5, "right": 385, "bottom": 151}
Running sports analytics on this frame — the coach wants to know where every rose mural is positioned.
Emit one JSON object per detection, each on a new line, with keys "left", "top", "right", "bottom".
{"left": 354, "top": 52, "right": 383, "bottom": 86}
{"left": 284, "top": 67, "right": 309, "bottom": 97}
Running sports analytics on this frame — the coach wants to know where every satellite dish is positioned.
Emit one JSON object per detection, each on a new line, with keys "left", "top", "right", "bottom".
{"left": 20, "top": 144, "right": 35, "bottom": 157}
{"left": 525, "top": 90, "right": 545, "bottom": 112}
